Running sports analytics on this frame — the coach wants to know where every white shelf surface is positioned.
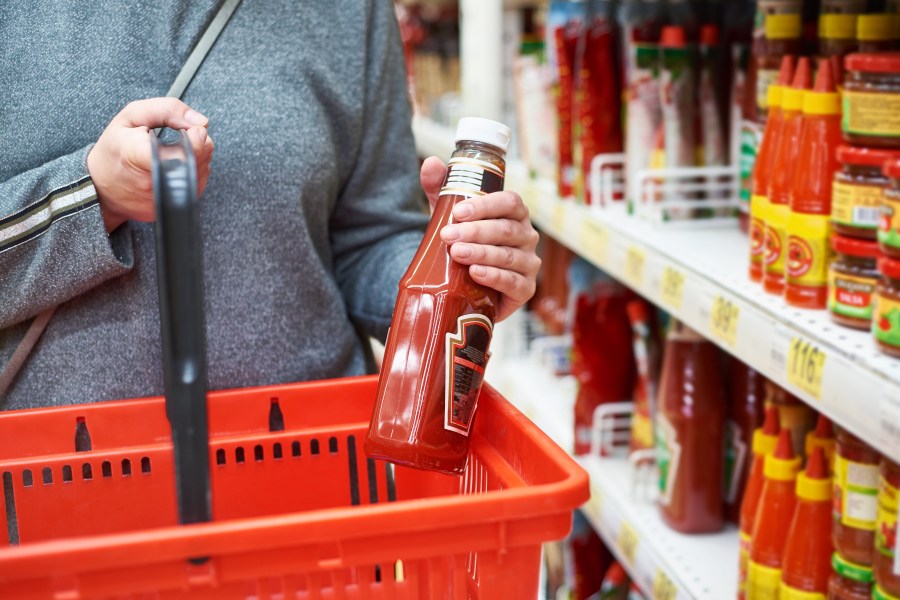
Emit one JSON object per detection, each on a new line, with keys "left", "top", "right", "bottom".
{"left": 488, "top": 356, "right": 738, "bottom": 600}
{"left": 507, "top": 163, "right": 900, "bottom": 464}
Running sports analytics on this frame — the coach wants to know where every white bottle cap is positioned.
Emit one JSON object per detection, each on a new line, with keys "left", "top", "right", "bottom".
{"left": 454, "top": 117, "right": 512, "bottom": 154}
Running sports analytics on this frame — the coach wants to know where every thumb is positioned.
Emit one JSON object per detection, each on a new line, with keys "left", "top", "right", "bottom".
{"left": 420, "top": 156, "right": 446, "bottom": 212}
{"left": 114, "top": 97, "right": 208, "bottom": 130}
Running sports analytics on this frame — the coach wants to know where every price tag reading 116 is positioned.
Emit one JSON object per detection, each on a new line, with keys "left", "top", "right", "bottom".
{"left": 709, "top": 294, "right": 739, "bottom": 348}
{"left": 786, "top": 337, "right": 826, "bottom": 400}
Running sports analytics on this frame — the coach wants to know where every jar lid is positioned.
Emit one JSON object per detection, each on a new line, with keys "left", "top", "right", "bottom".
{"left": 660, "top": 26, "right": 687, "bottom": 48}
{"left": 885, "top": 158, "right": 900, "bottom": 180}
{"left": 837, "top": 144, "right": 900, "bottom": 168}
{"left": 879, "top": 255, "right": 900, "bottom": 279}
{"left": 857, "top": 14, "right": 899, "bottom": 42}
{"left": 832, "top": 234, "right": 880, "bottom": 258}
{"left": 845, "top": 52, "right": 900, "bottom": 74}
{"left": 455, "top": 117, "right": 511, "bottom": 154}
{"left": 832, "top": 553, "right": 874, "bottom": 583}
{"left": 765, "top": 13, "right": 802, "bottom": 40}
{"left": 819, "top": 13, "right": 857, "bottom": 40}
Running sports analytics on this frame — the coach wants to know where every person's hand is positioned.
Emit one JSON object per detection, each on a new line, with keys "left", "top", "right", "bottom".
{"left": 87, "top": 98, "right": 215, "bottom": 232}
{"left": 420, "top": 156, "right": 541, "bottom": 322}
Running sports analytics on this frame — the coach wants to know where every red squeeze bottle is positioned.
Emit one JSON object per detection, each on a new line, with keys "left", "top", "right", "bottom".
{"left": 365, "top": 118, "right": 512, "bottom": 476}
{"left": 737, "top": 405, "right": 781, "bottom": 600}
{"left": 780, "top": 447, "right": 834, "bottom": 598}
{"left": 750, "top": 56, "right": 795, "bottom": 283}
{"left": 747, "top": 429, "right": 802, "bottom": 598}
{"left": 805, "top": 413, "right": 836, "bottom": 471}
{"left": 786, "top": 59, "right": 843, "bottom": 309}
{"left": 764, "top": 57, "right": 812, "bottom": 296}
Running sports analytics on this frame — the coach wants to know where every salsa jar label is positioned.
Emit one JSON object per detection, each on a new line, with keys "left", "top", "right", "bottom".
{"left": 876, "top": 475, "right": 898, "bottom": 559}
{"left": 764, "top": 203, "right": 790, "bottom": 274}
{"left": 832, "top": 181, "right": 882, "bottom": 229}
{"left": 444, "top": 314, "right": 492, "bottom": 436}
{"left": 874, "top": 293, "right": 900, "bottom": 349}
{"left": 834, "top": 454, "right": 880, "bottom": 530}
{"left": 879, "top": 192, "right": 900, "bottom": 250}
{"left": 655, "top": 413, "right": 682, "bottom": 507}
{"left": 842, "top": 91, "right": 900, "bottom": 138}
{"left": 750, "top": 194, "right": 770, "bottom": 264}
{"left": 439, "top": 157, "right": 505, "bottom": 199}
{"left": 829, "top": 271, "right": 876, "bottom": 321}
{"left": 779, "top": 584, "right": 826, "bottom": 600}
{"left": 786, "top": 214, "right": 832, "bottom": 285}
{"left": 747, "top": 560, "right": 782, "bottom": 599}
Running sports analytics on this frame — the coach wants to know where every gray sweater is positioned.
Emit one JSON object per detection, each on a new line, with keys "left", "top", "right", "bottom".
{"left": 0, "top": 0, "right": 429, "bottom": 409}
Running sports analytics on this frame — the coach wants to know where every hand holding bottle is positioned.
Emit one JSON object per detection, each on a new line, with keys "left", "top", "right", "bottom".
{"left": 419, "top": 156, "right": 541, "bottom": 322}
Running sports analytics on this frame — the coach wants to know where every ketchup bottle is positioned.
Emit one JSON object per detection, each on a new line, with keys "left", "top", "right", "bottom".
{"left": 780, "top": 446, "right": 834, "bottom": 599}
{"left": 738, "top": 405, "right": 781, "bottom": 600}
{"left": 749, "top": 56, "right": 795, "bottom": 283}
{"left": 764, "top": 56, "right": 812, "bottom": 296}
{"left": 365, "top": 118, "right": 511, "bottom": 476}
{"left": 725, "top": 359, "right": 767, "bottom": 525}
{"left": 805, "top": 413, "right": 836, "bottom": 471}
{"left": 786, "top": 59, "right": 842, "bottom": 309}
{"left": 747, "top": 429, "right": 802, "bottom": 599}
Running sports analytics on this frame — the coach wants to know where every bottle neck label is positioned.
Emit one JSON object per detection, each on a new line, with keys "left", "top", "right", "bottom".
{"left": 439, "top": 157, "right": 504, "bottom": 199}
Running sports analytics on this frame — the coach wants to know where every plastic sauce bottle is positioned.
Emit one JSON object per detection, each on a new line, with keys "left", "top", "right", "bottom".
{"left": 365, "top": 117, "right": 511, "bottom": 476}
{"left": 738, "top": 405, "right": 781, "bottom": 600}
{"left": 780, "top": 447, "right": 834, "bottom": 599}
{"left": 874, "top": 457, "right": 900, "bottom": 598}
{"left": 833, "top": 425, "right": 881, "bottom": 566}
{"left": 655, "top": 323, "right": 725, "bottom": 534}
{"left": 805, "top": 413, "right": 836, "bottom": 471}
{"left": 750, "top": 56, "right": 796, "bottom": 283}
{"left": 764, "top": 56, "right": 812, "bottom": 296}
{"left": 818, "top": 14, "right": 858, "bottom": 79}
{"left": 786, "top": 59, "right": 843, "bottom": 309}
{"left": 747, "top": 429, "right": 802, "bottom": 599}
{"left": 767, "top": 380, "right": 814, "bottom": 458}
{"left": 725, "top": 359, "right": 767, "bottom": 524}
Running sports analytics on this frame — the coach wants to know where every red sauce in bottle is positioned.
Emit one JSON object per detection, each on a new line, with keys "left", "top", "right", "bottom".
{"left": 655, "top": 323, "right": 725, "bottom": 534}
{"left": 875, "top": 457, "right": 900, "bottom": 597}
{"left": 833, "top": 425, "right": 881, "bottom": 566}
{"left": 365, "top": 118, "right": 511, "bottom": 476}
{"left": 806, "top": 414, "right": 836, "bottom": 472}
{"left": 725, "top": 359, "right": 767, "bottom": 524}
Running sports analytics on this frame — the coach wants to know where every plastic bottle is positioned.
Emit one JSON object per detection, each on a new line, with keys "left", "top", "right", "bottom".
{"left": 857, "top": 14, "right": 900, "bottom": 53}
{"left": 659, "top": 26, "right": 695, "bottom": 172}
{"left": 725, "top": 359, "right": 767, "bottom": 524}
{"left": 764, "top": 56, "right": 812, "bottom": 296}
{"left": 365, "top": 118, "right": 511, "bottom": 475}
{"left": 780, "top": 447, "right": 834, "bottom": 599}
{"left": 818, "top": 14, "right": 858, "bottom": 75}
{"left": 786, "top": 59, "right": 843, "bottom": 309}
{"left": 747, "top": 429, "right": 802, "bottom": 599}
{"left": 699, "top": 24, "right": 727, "bottom": 171}
{"left": 767, "top": 380, "right": 814, "bottom": 458}
{"left": 805, "top": 413, "right": 836, "bottom": 471}
{"left": 656, "top": 323, "right": 726, "bottom": 534}
{"left": 738, "top": 405, "right": 781, "bottom": 600}
{"left": 749, "top": 56, "right": 796, "bottom": 283}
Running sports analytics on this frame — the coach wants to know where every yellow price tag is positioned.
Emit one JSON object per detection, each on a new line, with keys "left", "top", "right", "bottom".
{"left": 585, "top": 483, "right": 603, "bottom": 518}
{"left": 709, "top": 295, "right": 740, "bottom": 347}
{"left": 786, "top": 337, "right": 826, "bottom": 400}
{"left": 624, "top": 246, "right": 645, "bottom": 287}
{"left": 579, "top": 220, "right": 609, "bottom": 264}
{"left": 659, "top": 266, "right": 685, "bottom": 310}
{"left": 652, "top": 569, "right": 678, "bottom": 600}
{"left": 617, "top": 522, "right": 639, "bottom": 565}
{"left": 552, "top": 203, "right": 566, "bottom": 234}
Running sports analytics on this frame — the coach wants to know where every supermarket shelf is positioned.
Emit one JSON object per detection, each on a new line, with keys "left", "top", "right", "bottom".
{"left": 508, "top": 162, "right": 900, "bottom": 463}
{"left": 411, "top": 115, "right": 456, "bottom": 160}
{"left": 488, "top": 355, "right": 738, "bottom": 600}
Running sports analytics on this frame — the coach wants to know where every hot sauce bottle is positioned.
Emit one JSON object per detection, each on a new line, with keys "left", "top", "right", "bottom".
{"left": 365, "top": 118, "right": 511, "bottom": 476}
{"left": 747, "top": 429, "right": 802, "bottom": 599}
{"left": 780, "top": 447, "right": 834, "bottom": 600}
{"left": 805, "top": 413, "right": 836, "bottom": 471}
{"left": 786, "top": 59, "right": 843, "bottom": 309}
{"left": 724, "top": 359, "right": 767, "bottom": 524}
{"left": 764, "top": 56, "right": 812, "bottom": 296}
{"left": 738, "top": 406, "right": 781, "bottom": 600}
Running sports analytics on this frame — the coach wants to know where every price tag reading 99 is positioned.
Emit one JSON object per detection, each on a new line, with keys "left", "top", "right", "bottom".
{"left": 659, "top": 266, "right": 685, "bottom": 310}
{"left": 709, "top": 295, "right": 740, "bottom": 348}
{"left": 624, "top": 246, "right": 646, "bottom": 288}
{"left": 786, "top": 337, "right": 826, "bottom": 400}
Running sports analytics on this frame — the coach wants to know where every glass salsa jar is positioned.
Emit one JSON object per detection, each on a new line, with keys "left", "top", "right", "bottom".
{"left": 875, "top": 255, "right": 900, "bottom": 358}
{"left": 829, "top": 234, "right": 880, "bottom": 330}
{"left": 833, "top": 145, "right": 900, "bottom": 239}
{"left": 875, "top": 457, "right": 900, "bottom": 598}
{"left": 829, "top": 554, "right": 874, "bottom": 600}
{"left": 883, "top": 158, "right": 900, "bottom": 258}
{"left": 833, "top": 425, "right": 881, "bottom": 566}
{"left": 843, "top": 53, "right": 900, "bottom": 148}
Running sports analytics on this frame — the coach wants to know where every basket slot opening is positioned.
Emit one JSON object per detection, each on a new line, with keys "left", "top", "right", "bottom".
{"left": 310, "top": 439, "right": 320, "bottom": 455}
{"left": 347, "top": 435, "right": 360, "bottom": 507}
{"left": 62, "top": 465, "right": 73, "bottom": 483}
{"left": 328, "top": 437, "right": 338, "bottom": 454}
{"left": 216, "top": 449, "right": 226, "bottom": 466}
{"left": 41, "top": 467, "right": 52, "bottom": 485}
{"left": 74, "top": 417, "right": 92, "bottom": 453}
{"left": 121, "top": 459, "right": 132, "bottom": 476}
{"left": 101, "top": 461, "right": 112, "bottom": 478}
{"left": 21, "top": 470, "right": 32, "bottom": 488}
{"left": 273, "top": 442, "right": 283, "bottom": 460}
{"left": 3, "top": 471, "right": 18, "bottom": 545}
{"left": 386, "top": 462, "right": 396, "bottom": 502}
{"left": 366, "top": 458, "right": 378, "bottom": 504}
{"left": 235, "top": 447, "right": 245, "bottom": 464}
{"left": 254, "top": 445, "right": 264, "bottom": 462}
{"left": 291, "top": 441, "right": 301, "bottom": 457}
{"left": 268, "top": 398, "right": 285, "bottom": 432}
{"left": 140, "top": 457, "right": 151, "bottom": 474}
{"left": 82, "top": 464, "right": 92, "bottom": 481}
{"left": 374, "top": 563, "right": 381, "bottom": 582}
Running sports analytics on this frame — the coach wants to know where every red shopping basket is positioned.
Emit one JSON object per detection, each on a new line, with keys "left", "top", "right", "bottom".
{"left": 0, "top": 375, "right": 587, "bottom": 599}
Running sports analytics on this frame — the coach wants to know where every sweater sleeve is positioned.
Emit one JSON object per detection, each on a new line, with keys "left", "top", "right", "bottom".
{"left": 0, "top": 145, "right": 134, "bottom": 329}
{"left": 330, "top": 0, "right": 430, "bottom": 342}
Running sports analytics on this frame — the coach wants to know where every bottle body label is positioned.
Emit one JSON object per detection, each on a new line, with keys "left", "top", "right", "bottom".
{"left": 876, "top": 475, "right": 898, "bottom": 559}
{"left": 440, "top": 158, "right": 504, "bottom": 199}
{"left": 747, "top": 560, "right": 782, "bottom": 600}
{"left": 655, "top": 413, "right": 682, "bottom": 506}
{"left": 786, "top": 213, "right": 833, "bottom": 286}
{"left": 834, "top": 454, "right": 879, "bottom": 530}
{"left": 444, "top": 314, "right": 493, "bottom": 436}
